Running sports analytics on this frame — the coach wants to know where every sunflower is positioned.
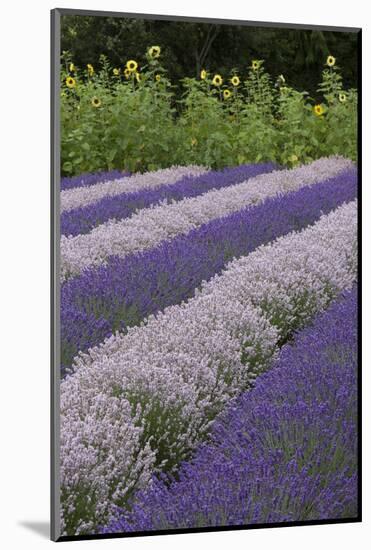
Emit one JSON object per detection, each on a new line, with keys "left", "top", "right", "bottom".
{"left": 223, "top": 89, "right": 232, "bottom": 99}
{"left": 155, "top": 74, "right": 161, "bottom": 82}
{"left": 126, "top": 60, "right": 138, "bottom": 72}
{"left": 87, "top": 63, "right": 94, "bottom": 75}
{"left": 339, "top": 92, "right": 347, "bottom": 103}
{"left": 231, "top": 76, "right": 240, "bottom": 86}
{"left": 91, "top": 96, "right": 101, "bottom": 108}
{"left": 135, "top": 72, "right": 141, "bottom": 82}
{"left": 313, "top": 104, "right": 325, "bottom": 116}
{"left": 212, "top": 74, "right": 223, "bottom": 86}
{"left": 113, "top": 68, "right": 120, "bottom": 76}
{"left": 200, "top": 69, "right": 207, "bottom": 80}
{"left": 124, "top": 68, "right": 131, "bottom": 79}
{"left": 251, "top": 60, "right": 260, "bottom": 71}
{"left": 65, "top": 76, "right": 76, "bottom": 89}
{"left": 148, "top": 46, "right": 161, "bottom": 59}
{"left": 69, "top": 63, "right": 75, "bottom": 72}
{"left": 326, "top": 55, "right": 336, "bottom": 67}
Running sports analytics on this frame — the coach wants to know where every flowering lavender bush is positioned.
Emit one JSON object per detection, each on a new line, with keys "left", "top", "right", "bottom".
{"left": 60, "top": 170, "right": 129, "bottom": 191}
{"left": 60, "top": 201, "right": 357, "bottom": 534}
{"left": 61, "top": 166, "right": 357, "bottom": 371}
{"left": 61, "top": 162, "right": 277, "bottom": 236}
{"left": 105, "top": 288, "right": 357, "bottom": 533}
{"left": 61, "top": 165, "right": 208, "bottom": 212}
{"left": 60, "top": 305, "right": 112, "bottom": 378}
{"left": 60, "top": 156, "right": 353, "bottom": 279}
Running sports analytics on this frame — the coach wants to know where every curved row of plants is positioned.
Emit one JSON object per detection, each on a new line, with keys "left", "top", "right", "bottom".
{"left": 60, "top": 200, "right": 357, "bottom": 535}
{"left": 60, "top": 161, "right": 356, "bottom": 372}
{"left": 60, "top": 156, "right": 352, "bottom": 280}
{"left": 104, "top": 287, "right": 358, "bottom": 532}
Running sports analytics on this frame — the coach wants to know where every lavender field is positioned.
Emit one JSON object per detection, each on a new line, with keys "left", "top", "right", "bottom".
{"left": 59, "top": 158, "right": 358, "bottom": 536}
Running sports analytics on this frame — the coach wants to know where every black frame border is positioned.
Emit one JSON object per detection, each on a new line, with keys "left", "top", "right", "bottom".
{"left": 51, "top": 7, "right": 362, "bottom": 542}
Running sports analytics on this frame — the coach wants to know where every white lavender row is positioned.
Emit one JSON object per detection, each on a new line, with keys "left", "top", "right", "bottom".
{"left": 61, "top": 165, "right": 209, "bottom": 213}
{"left": 60, "top": 201, "right": 357, "bottom": 535}
{"left": 61, "top": 156, "right": 353, "bottom": 280}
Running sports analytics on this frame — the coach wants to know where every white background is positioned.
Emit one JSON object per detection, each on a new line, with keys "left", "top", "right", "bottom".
{"left": 0, "top": 0, "right": 369, "bottom": 547}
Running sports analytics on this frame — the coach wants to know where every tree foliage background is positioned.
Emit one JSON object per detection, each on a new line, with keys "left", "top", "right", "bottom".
{"left": 61, "top": 14, "right": 358, "bottom": 99}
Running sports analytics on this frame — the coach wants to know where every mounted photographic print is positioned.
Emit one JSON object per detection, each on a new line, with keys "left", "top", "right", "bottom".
{"left": 51, "top": 8, "right": 362, "bottom": 541}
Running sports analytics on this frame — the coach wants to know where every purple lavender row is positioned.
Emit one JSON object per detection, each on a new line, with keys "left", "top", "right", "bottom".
{"left": 60, "top": 170, "right": 129, "bottom": 191}
{"left": 61, "top": 167, "right": 357, "bottom": 374}
{"left": 61, "top": 163, "right": 278, "bottom": 236}
{"left": 105, "top": 288, "right": 358, "bottom": 533}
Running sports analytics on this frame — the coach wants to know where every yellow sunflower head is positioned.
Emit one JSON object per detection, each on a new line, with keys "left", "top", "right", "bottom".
{"left": 126, "top": 60, "right": 138, "bottom": 72}
{"left": 326, "top": 55, "right": 336, "bottom": 67}
{"left": 124, "top": 68, "right": 131, "bottom": 79}
{"left": 212, "top": 74, "right": 223, "bottom": 87}
{"left": 65, "top": 76, "right": 76, "bottom": 89}
{"left": 91, "top": 96, "right": 101, "bottom": 108}
{"left": 339, "top": 92, "right": 347, "bottom": 103}
{"left": 69, "top": 63, "right": 75, "bottom": 72}
{"left": 200, "top": 69, "right": 207, "bottom": 80}
{"left": 87, "top": 63, "right": 94, "bottom": 75}
{"left": 113, "top": 68, "right": 120, "bottom": 76}
{"left": 148, "top": 46, "right": 161, "bottom": 59}
{"left": 223, "top": 89, "right": 232, "bottom": 99}
{"left": 313, "top": 104, "right": 325, "bottom": 117}
{"left": 135, "top": 71, "right": 141, "bottom": 82}
{"left": 231, "top": 76, "right": 240, "bottom": 87}
{"left": 155, "top": 74, "right": 161, "bottom": 82}
{"left": 251, "top": 60, "right": 260, "bottom": 71}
